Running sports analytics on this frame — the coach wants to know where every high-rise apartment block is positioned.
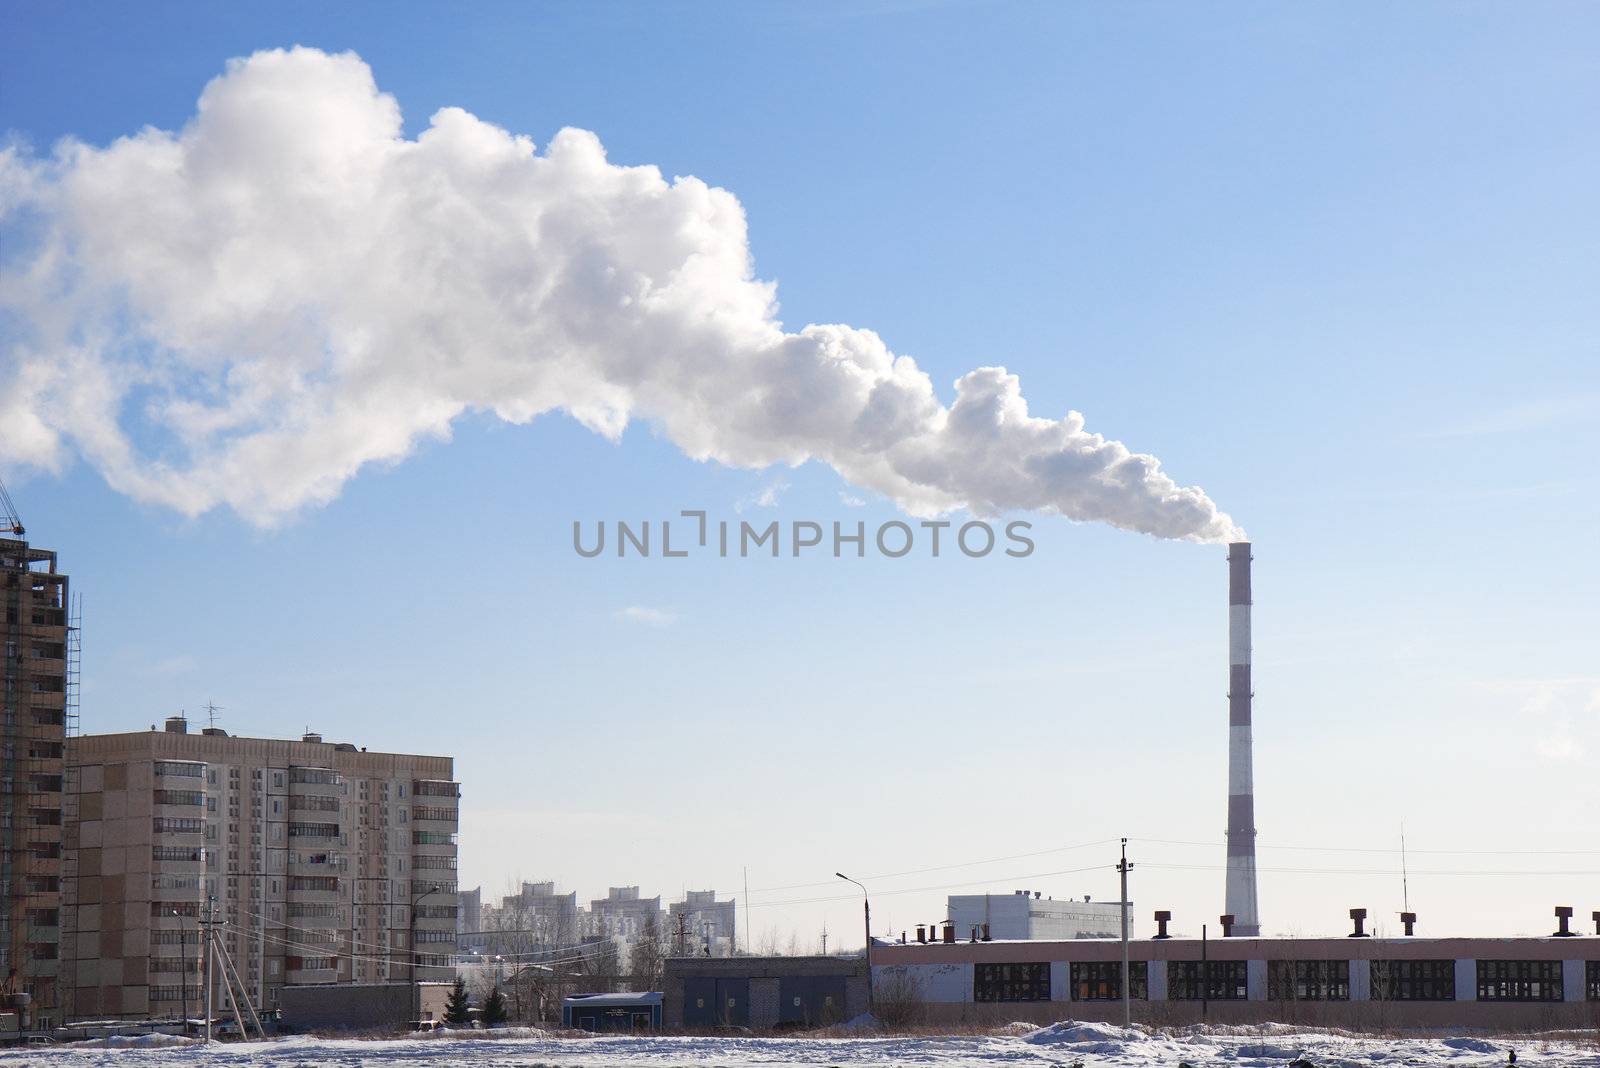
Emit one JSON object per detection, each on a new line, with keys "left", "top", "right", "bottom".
{"left": 62, "top": 721, "right": 459, "bottom": 1019}
{"left": 1, "top": 532, "right": 70, "bottom": 1025}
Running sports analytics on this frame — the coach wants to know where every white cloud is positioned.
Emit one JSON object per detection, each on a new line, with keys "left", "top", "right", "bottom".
{"left": 1508, "top": 680, "right": 1600, "bottom": 765}
{"left": 0, "top": 47, "right": 1241, "bottom": 543}
{"left": 735, "top": 478, "right": 789, "bottom": 513}
{"left": 616, "top": 605, "right": 678, "bottom": 627}
{"left": 838, "top": 491, "right": 867, "bottom": 508}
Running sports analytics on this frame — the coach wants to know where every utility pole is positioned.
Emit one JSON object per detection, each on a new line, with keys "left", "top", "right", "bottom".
{"left": 203, "top": 898, "right": 216, "bottom": 1043}
{"left": 1117, "top": 839, "right": 1133, "bottom": 1028}
{"left": 174, "top": 908, "right": 189, "bottom": 1032}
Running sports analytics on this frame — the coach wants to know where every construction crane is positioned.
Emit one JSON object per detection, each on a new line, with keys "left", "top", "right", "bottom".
{"left": 0, "top": 474, "right": 22, "bottom": 536}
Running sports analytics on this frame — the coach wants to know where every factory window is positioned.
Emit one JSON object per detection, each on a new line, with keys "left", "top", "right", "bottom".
{"left": 1071, "top": 961, "right": 1147, "bottom": 1000}
{"left": 1267, "top": 960, "right": 1350, "bottom": 1001}
{"left": 974, "top": 962, "right": 1050, "bottom": 1002}
{"left": 1477, "top": 960, "right": 1563, "bottom": 1002}
{"left": 1168, "top": 960, "right": 1248, "bottom": 1001}
{"left": 1587, "top": 962, "right": 1600, "bottom": 1001}
{"left": 1370, "top": 959, "right": 1455, "bottom": 1001}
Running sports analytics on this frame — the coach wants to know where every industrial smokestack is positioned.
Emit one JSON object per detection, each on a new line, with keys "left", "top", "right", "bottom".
{"left": 1225, "top": 542, "right": 1261, "bottom": 936}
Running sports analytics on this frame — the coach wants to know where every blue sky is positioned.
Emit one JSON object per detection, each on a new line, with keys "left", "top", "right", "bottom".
{"left": 3, "top": 1, "right": 1598, "bottom": 942}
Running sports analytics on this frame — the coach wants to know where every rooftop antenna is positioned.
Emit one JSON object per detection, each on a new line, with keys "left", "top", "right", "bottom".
{"left": 1400, "top": 822, "right": 1410, "bottom": 914}
{"left": 203, "top": 701, "right": 224, "bottom": 729}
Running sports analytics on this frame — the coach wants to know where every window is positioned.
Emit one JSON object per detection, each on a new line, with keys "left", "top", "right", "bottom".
{"left": 152, "top": 817, "right": 205, "bottom": 834}
{"left": 412, "top": 780, "right": 459, "bottom": 798}
{"left": 152, "top": 901, "right": 200, "bottom": 917}
{"left": 290, "top": 876, "right": 341, "bottom": 892}
{"left": 290, "top": 768, "right": 337, "bottom": 785}
{"left": 414, "top": 854, "right": 456, "bottom": 870}
{"left": 287, "top": 956, "right": 336, "bottom": 971}
{"left": 1370, "top": 959, "right": 1455, "bottom": 1001}
{"left": 154, "top": 789, "right": 203, "bottom": 807}
{"left": 1168, "top": 961, "right": 1248, "bottom": 1001}
{"left": 1071, "top": 961, "right": 1147, "bottom": 1000}
{"left": 1267, "top": 960, "right": 1350, "bottom": 1001}
{"left": 1477, "top": 960, "right": 1563, "bottom": 1002}
{"left": 413, "top": 831, "right": 455, "bottom": 846}
{"left": 975, "top": 962, "right": 1050, "bottom": 1002}
{"left": 155, "top": 761, "right": 205, "bottom": 778}
{"left": 1588, "top": 962, "right": 1600, "bottom": 1001}
{"left": 288, "top": 822, "right": 339, "bottom": 838}
{"left": 413, "top": 807, "right": 457, "bottom": 823}
{"left": 291, "top": 795, "right": 339, "bottom": 812}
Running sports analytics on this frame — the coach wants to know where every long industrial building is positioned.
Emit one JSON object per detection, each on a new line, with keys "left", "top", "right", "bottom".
{"left": 873, "top": 909, "right": 1600, "bottom": 1028}
{"left": 61, "top": 721, "right": 459, "bottom": 1019}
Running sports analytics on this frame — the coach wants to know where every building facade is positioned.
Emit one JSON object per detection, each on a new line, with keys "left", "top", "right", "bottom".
{"left": 0, "top": 533, "right": 69, "bottom": 1026}
{"left": 947, "top": 892, "right": 1126, "bottom": 941}
{"left": 873, "top": 922, "right": 1600, "bottom": 1029}
{"left": 61, "top": 722, "right": 458, "bottom": 1020}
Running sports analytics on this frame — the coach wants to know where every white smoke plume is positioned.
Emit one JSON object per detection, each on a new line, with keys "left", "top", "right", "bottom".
{"left": 0, "top": 48, "right": 1242, "bottom": 542}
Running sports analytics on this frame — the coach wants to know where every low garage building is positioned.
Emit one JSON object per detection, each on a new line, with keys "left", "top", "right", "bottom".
{"left": 663, "top": 956, "right": 867, "bottom": 1030}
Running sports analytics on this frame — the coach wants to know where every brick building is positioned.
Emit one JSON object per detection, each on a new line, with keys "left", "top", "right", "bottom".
{"left": 61, "top": 722, "right": 459, "bottom": 1019}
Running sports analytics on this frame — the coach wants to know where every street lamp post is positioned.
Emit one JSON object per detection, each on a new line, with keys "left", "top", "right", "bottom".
{"left": 835, "top": 873, "right": 873, "bottom": 1013}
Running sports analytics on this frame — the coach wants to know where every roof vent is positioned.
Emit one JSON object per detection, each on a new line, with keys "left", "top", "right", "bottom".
{"left": 1153, "top": 911, "right": 1172, "bottom": 939}
{"left": 302, "top": 732, "right": 323, "bottom": 744}
{"left": 1554, "top": 906, "right": 1576, "bottom": 937}
{"left": 334, "top": 743, "right": 357, "bottom": 752}
{"left": 1348, "top": 908, "right": 1369, "bottom": 938}
{"left": 201, "top": 727, "right": 227, "bottom": 737}
{"left": 164, "top": 716, "right": 188, "bottom": 734}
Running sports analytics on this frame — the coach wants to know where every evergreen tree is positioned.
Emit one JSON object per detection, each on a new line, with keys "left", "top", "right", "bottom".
{"left": 482, "top": 984, "right": 509, "bottom": 1028}
{"left": 444, "top": 976, "right": 471, "bottom": 1027}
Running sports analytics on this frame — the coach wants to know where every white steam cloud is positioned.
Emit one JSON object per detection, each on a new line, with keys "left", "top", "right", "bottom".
{"left": 0, "top": 48, "right": 1241, "bottom": 542}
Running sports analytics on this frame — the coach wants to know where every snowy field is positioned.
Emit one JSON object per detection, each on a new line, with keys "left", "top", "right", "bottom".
{"left": 3, "top": 1022, "right": 1596, "bottom": 1067}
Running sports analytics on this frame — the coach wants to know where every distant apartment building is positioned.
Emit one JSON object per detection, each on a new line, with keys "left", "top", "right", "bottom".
{"left": 947, "top": 891, "right": 1126, "bottom": 941}
{"left": 669, "top": 890, "right": 736, "bottom": 957}
{"left": 481, "top": 881, "right": 580, "bottom": 960}
{"left": 0, "top": 533, "right": 70, "bottom": 1026}
{"left": 589, "top": 886, "right": 663, "bottom": 941}
{"left": 457, "top": 885, "right": 482, "bottom": 952}
{"left": 61, "top": 721, "right": 459, "bottom": 1019}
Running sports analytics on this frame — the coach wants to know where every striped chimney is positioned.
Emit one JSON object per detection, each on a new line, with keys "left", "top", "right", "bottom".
{"left": 1225, "top": 541, "right": 1261, "bottom": 935}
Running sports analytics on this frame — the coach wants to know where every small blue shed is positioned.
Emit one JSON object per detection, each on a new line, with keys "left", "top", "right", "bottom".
{"left": 562, "top": 991, "right": 663, "bottom": 1033}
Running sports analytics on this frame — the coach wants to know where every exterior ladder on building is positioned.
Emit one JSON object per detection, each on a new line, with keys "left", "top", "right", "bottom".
{"left": 57, "top": 595, "right": 81, "bottom": 1022}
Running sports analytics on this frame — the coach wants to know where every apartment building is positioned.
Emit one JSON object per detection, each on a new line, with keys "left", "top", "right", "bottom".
{"left": 669, "top": 890, "right": 736, "bottom": 957}
{"left": 0, "top": 533, "right": 70, "bottom": 1026}
{"left": 589, "top": 887, "right": 663, "bottom": 941}
{"left": 61, "top": 721, "right": 459, "bottom": 1019}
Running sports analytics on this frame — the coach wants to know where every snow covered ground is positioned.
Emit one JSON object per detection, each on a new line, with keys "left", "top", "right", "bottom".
{"left": 3, "top": 1021, "right": 1596, "bottom": 1067}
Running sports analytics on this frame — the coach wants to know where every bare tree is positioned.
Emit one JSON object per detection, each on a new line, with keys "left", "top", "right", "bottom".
{"left": 631, "top": 914, "right": 665, "bottom": 990}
